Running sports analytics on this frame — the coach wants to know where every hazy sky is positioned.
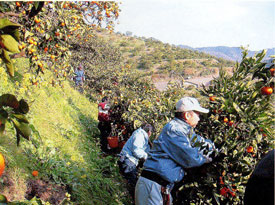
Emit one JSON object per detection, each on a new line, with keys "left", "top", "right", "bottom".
{"left": 115, "top": 0, "right": 275, "bottom": 51}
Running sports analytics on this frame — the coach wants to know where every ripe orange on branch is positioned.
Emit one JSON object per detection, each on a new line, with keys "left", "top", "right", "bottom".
{"left": 228, "top": 121, "right": 234, "bottom": 126}
{"left": 34, "top": 18, "right": 41, "bottom": 24}
{"left": 261, "top": 86, "right": 273, "bottom": 95}
{"left": 0, "top": 153, "right": 5, "bottom": 177}
{"left": 246, "top": 146, "right": 253, "bottom": 153}
{"left": 270, "top": 68, "right": 274, "bottom": 77}
{"left": 220, "top": 187, "right": 229, "bottom": 197}
{"left": 209, "top": 96, "right": 216, "bottom": 101}
{"left": 223, "top": 117, "right": 229, "bottom": 123}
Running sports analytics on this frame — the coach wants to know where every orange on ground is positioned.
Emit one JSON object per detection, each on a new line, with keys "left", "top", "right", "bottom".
{"left": 32, "top": 170, "right": 39, "bottom": 177}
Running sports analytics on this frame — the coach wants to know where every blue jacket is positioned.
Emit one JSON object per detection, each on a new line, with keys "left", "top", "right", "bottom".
{"left": 75, "top": 70, "right": 85, "bottom": 81}
{"left": 120, "top": 128, "right": 150, "bottom": 166}
{"left": 144, "top": 118, "right": 210, "bottom": 184}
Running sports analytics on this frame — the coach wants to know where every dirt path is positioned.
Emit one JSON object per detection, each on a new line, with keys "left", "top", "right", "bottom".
{"left": 153, "top": 74, "right": 219, "bottom": 91}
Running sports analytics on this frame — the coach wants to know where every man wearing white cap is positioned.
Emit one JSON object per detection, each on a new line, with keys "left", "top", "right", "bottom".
{"left": 135, "top": 97, "right": 215, "bottom": 205}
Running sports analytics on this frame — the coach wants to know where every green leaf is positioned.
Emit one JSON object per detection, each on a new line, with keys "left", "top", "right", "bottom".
{"left": 2, "top": 48, "right": 11, "bottom": 63}
{"left": 2, "top": 49, "right": 15, "bottom": 77}
{"left": 24, "top": 30, "right": 34, "bottom": 39}
{"left": 1, "top": 26, "right": 21, "bottom": 41}
{"left": 11, "top": 29, "right": 20, "bottom": 41}
{"left": 0, "top": 18, "right": 20, "bottom": 30}
{"left": 11, "top": 118, "right": 31, "bottom": 140}
{"left": 45, "top": 33, "right": 50, "bottom": 40}
{"left": 12, "top": 113, "right": 29, "bottom": 123}
{"left": 213, "top": 192, "right": 221, "bottom": 205}
{"left": 256, "top": 50, "right": 266, "bottom": 63}
{"left": 0, "top": 94, "right": 19, "bottom": 109}
{"left": 0, "top": 34, "right": 20, "bottom": 53}
{"left": 0, "top": 124, "right": 5, "bottom": 136}
{"left": 16, "top": 131, "right": 20, "bottom": 146}
{"left": 34, "top": 2, "right": 40, "bottom": 10}
{"left": 6, "top": 60, "right": 14, "bottom": 77}
{"left": 0, "top": 109, "right": 8, "bottom": 124}
{"left": 17, "top": 99, "right": 29, "bottom": 114}
{"left": 233, "top": 102, "right": 242, "bottom": 114}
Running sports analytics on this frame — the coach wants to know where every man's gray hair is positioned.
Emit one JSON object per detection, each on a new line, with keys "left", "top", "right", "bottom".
{"left": 142, "top": 123, "right": 153, "bottom": 133}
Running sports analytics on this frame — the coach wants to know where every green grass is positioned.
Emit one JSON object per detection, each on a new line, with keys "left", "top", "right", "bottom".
{"left": 0, "top": 59, "right": 130, "bottom": 204}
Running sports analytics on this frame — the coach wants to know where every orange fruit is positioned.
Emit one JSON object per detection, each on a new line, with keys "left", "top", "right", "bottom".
{"left": 34, "top": 18, "right": 41, "bottom": 24}
{"left": 16, "top": 2, "right": 21, "bottom": 7}
{"left": 261, "top": 86, "right": 273, "bottom": 95}
{"left": 32, "top": 170, "right": 38, "bottom": 177}
{"left": 38, "top": 62, "right": 43, "bottom": 68}
{"left": 220, "top": 187, "right": 228, "bottom": 197}
{"left": 228, "top": 121, "right": 234, "bottom": 126}
{"left": 270, "top": 68, "right": 274, "bottom": 77}
{"left": 246, "top": 146, "right": 253, "bottom": 153}
{"left": 0, "top": 153, "right": 5, "bottom": 177}
{"left": 209, "top": 96, "right": 216, "bottom": 101}
{"left": 223, "top": 117, "right": 228, "bottom": 123}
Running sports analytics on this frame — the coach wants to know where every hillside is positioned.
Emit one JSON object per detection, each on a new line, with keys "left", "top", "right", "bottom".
{"left": 0, "top": 58, "right": 130, "bottom": 204}
{"left": 178, "top": 45, "right": 275, "bottom": 62}
{"left": 95, "top": 31, "right": 235, "bottom": 80}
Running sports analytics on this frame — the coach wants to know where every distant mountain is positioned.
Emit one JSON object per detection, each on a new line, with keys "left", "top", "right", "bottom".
{"left": 178, "top": 45, "right": 274, "bottom": 62}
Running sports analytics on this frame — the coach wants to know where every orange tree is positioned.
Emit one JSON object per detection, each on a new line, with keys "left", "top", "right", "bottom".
{"left": 69, "top": 30, "right": 201, "bottom": 142}
{"left": 0, "top": 1, "right": 120, "bottom": 85}
{"left": 173, "top": 50, "right": 274, "bottom": 204}
{"left": 0, "top": 1, "right": 120, "bottom": 141}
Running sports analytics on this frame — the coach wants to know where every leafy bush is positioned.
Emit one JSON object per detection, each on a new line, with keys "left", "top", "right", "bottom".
{"left": 174, "top": 50, "right": 274, "bottom": 204}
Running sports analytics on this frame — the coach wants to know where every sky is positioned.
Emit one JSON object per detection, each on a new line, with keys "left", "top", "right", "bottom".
{"left": 114, "top": 0, "right": 275, "bottom": 51}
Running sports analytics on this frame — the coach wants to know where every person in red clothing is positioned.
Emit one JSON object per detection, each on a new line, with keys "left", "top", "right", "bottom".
{"left": 98, "top": 96, "right": 112, "bottom": 153}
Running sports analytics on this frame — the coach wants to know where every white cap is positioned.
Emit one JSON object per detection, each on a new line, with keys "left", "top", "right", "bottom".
{"left": 176, "top": 97, "right": 209, "bottom": 113}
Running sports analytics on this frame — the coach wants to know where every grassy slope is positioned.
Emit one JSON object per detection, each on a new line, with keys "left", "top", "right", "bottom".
{"left": 0, "top": 59, "right": 129, "bottom": 204}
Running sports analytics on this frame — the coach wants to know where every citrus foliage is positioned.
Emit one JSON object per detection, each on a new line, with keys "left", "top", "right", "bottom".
{"left": 0, "top": 1, "right": 120, "bottom": 85}
{"left": 0, "top": 18, "right": 21, "bottom": 77}
{"left": 0, "top": 0, "right": 120, "bottom": 142}
{"left": 175, "top": 50, "right": 274, "bottom": 204}
{"left": 0, "top": 94, "right": 31, "bottom": 146}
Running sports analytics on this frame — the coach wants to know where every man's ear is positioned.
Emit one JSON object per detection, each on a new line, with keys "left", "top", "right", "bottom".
{"left": 184, "top": 112, "right": 190, "bottom": 121}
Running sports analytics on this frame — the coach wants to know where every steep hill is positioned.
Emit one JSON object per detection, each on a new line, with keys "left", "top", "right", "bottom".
{"left": 0, "top": 58, "right": 130, "bottom": 204}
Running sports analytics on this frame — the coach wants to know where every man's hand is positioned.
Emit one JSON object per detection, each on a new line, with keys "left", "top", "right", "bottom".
{"left": 204, "top": 156, "right": 212, "bottom": 163}
{"left": 137, "top": 158, "right": 146, "bottom": 168}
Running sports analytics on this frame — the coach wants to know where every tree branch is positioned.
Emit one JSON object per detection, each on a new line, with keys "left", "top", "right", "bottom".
{"left": 0, "top": 12, "right": 20, "bottom": 18}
